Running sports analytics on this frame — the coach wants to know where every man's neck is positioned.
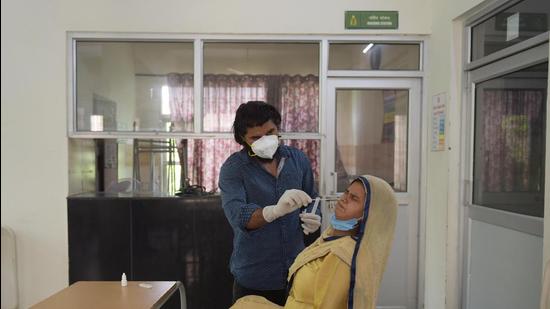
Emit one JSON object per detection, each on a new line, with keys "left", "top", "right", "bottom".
{"left": 261, "top": 158, "right": 279, "bottom": 177}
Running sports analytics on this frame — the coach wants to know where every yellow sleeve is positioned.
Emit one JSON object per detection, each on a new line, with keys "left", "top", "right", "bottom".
{"left": 313, "top": 253, "right": 350, "bottom": 309}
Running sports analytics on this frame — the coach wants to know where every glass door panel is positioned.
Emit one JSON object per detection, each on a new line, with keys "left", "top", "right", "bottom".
{"left": 335, "top": 89, "right": 409, "bottom": 192}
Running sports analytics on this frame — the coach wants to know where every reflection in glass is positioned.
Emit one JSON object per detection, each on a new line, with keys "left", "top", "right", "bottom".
{"left": 473, "top": 62, "right": 548, "bottom": 217}
{"left": 68, "top": 138, "right": 321, "bottom": 195}
{"left": 69, "top": 139, "right": 97, "bottom": 194}
{"left": 69, "top": 138, "right": 148, "bottom": 194}
{"left": 335, "top": 89, "right": 408, "bottom": 192}
{"left": 133, "top": 139, "right": 179, "bottom": 194}
{"left": 202, "top": 43, "right": 320, "bottom": 133}
{"left": 471, "top": 0, "right": 550, "bottom": 61}
{"left": 69, "top": 138, "right": 239, "bottom": 195}
{"left": 69, "top": 133, "right": 240, "bottom": 194}
{"left": 76, "top": 41, "right": 194, "bottom": 132}
{"left": 329, "top": 43, "right": 420, "bottom": 70}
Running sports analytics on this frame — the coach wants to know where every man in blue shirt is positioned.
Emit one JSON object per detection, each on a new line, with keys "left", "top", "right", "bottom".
{"left": 219, "top": 101, "right": 321, "bottom": 306}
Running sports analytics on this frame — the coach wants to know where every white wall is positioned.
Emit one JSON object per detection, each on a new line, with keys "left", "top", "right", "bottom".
{"left": 0, "top": 1, "right": 432, "bottom": 308}
{"left": 424, "top": 0, "right": 485, "bottom": 308}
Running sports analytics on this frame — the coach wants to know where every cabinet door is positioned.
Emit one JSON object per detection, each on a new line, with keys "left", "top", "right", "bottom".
{"left": 68, "top": 198, "right": 131, "bottom": 283}
{"left": 132, "top": 196, "right": 233, "bottom": 309}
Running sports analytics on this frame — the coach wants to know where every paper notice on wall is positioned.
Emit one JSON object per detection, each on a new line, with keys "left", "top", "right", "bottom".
{"left": 506, "top": 13, "right": 519, "bottom": 41}
{"left": 431, "top": 93, "right": 446, "bottom": 152}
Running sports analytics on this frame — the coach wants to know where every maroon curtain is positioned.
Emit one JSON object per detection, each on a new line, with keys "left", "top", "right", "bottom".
{"left": 169, "top": 74, "right": 319, "bottom": 192}
{"left": 278, "top": 75, "right": 319, "bottom": 133}
{"left": 481, "top": 89, "right": 545, "bottom": 192}
{"left": 278, "top": 75, "right": 320, "bottom": 181}
{"left": 203, "top": 75, "right": 268, "bottom": 132}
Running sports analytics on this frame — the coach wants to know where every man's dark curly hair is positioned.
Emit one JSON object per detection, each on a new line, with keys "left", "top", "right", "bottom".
{"left": 233, "top": 101, "right": 281, "bottom": 146}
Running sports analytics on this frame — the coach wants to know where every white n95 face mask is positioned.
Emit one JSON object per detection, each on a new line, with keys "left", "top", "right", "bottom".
{"left": 250, "top": 135, "right": 279, "bottom": 159}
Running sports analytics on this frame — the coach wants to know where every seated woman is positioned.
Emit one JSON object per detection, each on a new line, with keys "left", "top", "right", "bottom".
{"left": 231, "top": 175, "right": 397, "bottom": 309}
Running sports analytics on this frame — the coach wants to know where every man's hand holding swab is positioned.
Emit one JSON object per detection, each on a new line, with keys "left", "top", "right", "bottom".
{"left": 300, "top": 197, "right": 321, "bottom": 235}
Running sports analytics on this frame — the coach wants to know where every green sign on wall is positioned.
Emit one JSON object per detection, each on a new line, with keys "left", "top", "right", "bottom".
{"left": 345, "top": 11, "right": 399, "bottom": 29}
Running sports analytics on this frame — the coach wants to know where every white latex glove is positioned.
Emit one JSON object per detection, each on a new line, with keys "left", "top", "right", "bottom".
{"left": 300, "top": 212, "right": 321, "bottom": 235}
{"left": 263, "top": 189, "right": 312, "bottom": 222}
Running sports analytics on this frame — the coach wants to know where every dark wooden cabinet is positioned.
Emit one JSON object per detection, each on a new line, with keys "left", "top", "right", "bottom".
{"left": 67, "top": 194, "right": 233, "bottom": 309}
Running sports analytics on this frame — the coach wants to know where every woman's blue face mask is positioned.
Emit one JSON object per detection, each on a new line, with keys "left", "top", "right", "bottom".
{"left": 330, "top": 213, "right": 360, "bottom": 231}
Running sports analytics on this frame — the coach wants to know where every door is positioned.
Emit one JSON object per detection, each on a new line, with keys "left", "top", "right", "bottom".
{"left": 323, "top": 78, "right": 421, "bottom": 309}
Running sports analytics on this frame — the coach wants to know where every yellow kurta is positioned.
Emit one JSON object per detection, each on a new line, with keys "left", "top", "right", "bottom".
{"left": 232, "top": 229, "right": 355, "bottom": 309}
{"left": 285, "top": 253, "right": 350, "bottom": 309}
{"left": 231, "top": 253, "right": 350, "bottom": 309}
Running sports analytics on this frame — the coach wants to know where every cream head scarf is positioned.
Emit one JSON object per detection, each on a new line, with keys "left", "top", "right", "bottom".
{"left": 347, "top": 175, "right": 397, "bottom": 309}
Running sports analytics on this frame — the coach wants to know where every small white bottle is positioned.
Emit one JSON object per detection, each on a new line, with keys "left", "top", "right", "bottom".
{"left": 121, "top": 273, "right": 128, "bottom": 287}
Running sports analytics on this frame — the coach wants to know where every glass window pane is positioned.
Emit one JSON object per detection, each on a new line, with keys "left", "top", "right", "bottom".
{"left": 471, "top": 0, "right": 550, "bottom": 61}
{"left": 69, "top": 138, "right": 97, "bottom": 195}
{"left": 203, "top": 43, "right": 320, "bottom": 133}
{"left": 69, "top": 137, "right": 241, "bottom": 195}
{"left": 335, "top": 89, "right": 408, "bottom": 192}
{"left": 184, "top": 139, "right": 320, "bottom": 193}
{"left": 473, "top": 62, "right": 548, "bottom": 217}
{"left": 329, "top": 43, "right": 420, "bottom": 70}
{"left": 184, "top": 139, "right": 242, "bottom": 193}
{"left": 282, "top": 139, "right": 321, "bottom": 191}
{"left": 68, "top": 138, "right": 175, "bottom": 195}
{"left": 68, "top": 137, "right": 321, "bottom": 195}
{"left": 76, "top": 41, "right": 194, "bottom": 132}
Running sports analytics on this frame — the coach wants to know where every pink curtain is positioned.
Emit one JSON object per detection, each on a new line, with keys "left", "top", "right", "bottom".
{"left": 278, "top": 75, "right": 320, "bottom": 181}
{"left": 187, "top": 139, "right": 242, "bottom": 192}
{"left": 203, "top": 75, "right": 268, "bottom": 132}
{"left": 170, "top": 74, "right": 320, "bottom": 192}
{"left": 278, "top": 75, "right": 319, "bottom": 132}
{"left": 284, "top": 139, "right": 320, "bottom": 181}
{"left": 167, "top": 73, "right": 194, "bottom": 131}
{"left": 481, "top": 89, "right": 545, "bottom": 192}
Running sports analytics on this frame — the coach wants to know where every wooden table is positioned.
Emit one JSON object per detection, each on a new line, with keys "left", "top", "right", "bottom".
{"left": 31, "top": 281, "right": 185, "bottom": 309}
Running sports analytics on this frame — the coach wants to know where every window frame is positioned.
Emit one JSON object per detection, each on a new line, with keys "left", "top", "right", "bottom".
{"left": 471, "top": 61, "right": 548, "bottom": 217}
{"left": 462, "top": 0, "right": 548, "bottom": 229}
{"left": 67, "top": 32, "right": 426, "bottom": 202}
{"left": 463, "top": 0, "right": 549, "bottom": 70}
{"left": 466, "top": 43, "right": 548, "bottom": 219}
{"left": 327, "top": 41, "right": 422, "bottom": 72}
{"left": 68, "top": 32, "right": 424, "bottom": 138}
{"left": 68, "top": 33, "right": 329, "bottom": 139}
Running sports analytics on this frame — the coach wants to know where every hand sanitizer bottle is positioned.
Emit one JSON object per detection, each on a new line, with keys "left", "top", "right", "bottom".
{"left": 121, "top": 273, "right": 128, "bottom": 286}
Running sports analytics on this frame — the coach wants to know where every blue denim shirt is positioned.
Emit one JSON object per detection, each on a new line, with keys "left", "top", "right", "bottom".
{"left": 219, "top": 145, "right": 318, "bottom": 290}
